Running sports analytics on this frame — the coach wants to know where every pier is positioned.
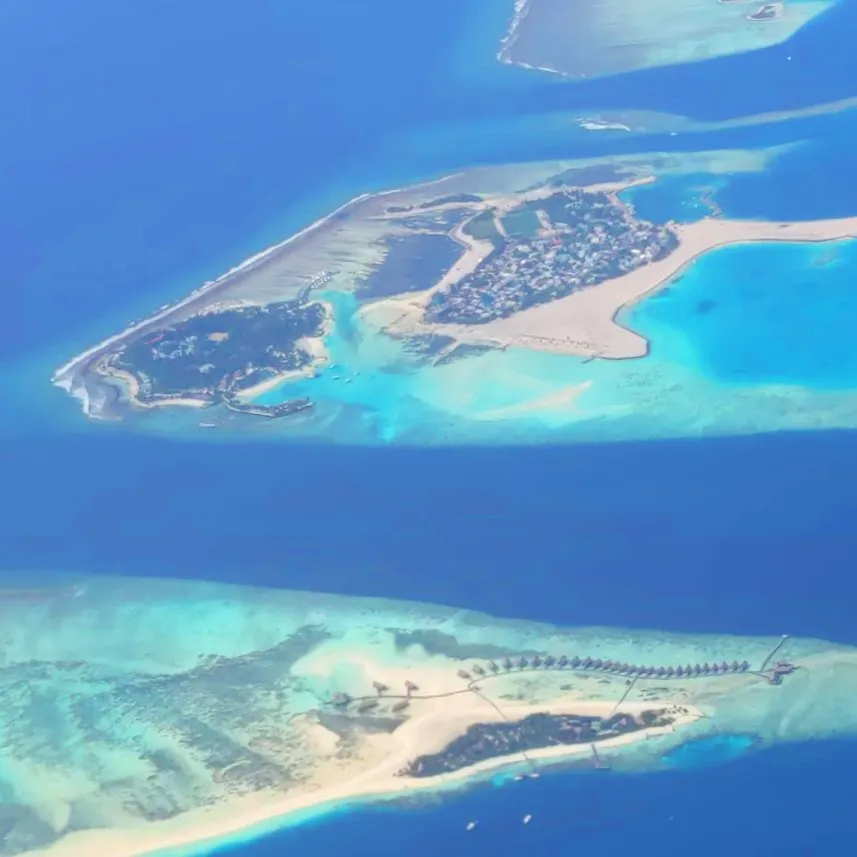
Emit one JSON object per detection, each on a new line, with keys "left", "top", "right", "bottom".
{"left": 223, "top": 396, "right": 314, "bottom": 419}
{"left": 332, "top": 644, "right": 798, "bottom": 713}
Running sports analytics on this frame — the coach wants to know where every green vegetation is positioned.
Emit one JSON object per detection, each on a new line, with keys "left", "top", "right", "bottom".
{"left": 114, "top": 300, "right": 326, "bottom": 404}
{"left": 501, "top": 207, "right": 543, "bottom": 239}
{"left": 462, "top": 210, "right": 505, "bottom": 247}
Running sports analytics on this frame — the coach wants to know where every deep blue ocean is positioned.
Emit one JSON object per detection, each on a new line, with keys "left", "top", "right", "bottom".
{"left": 4, "top": 0, "right": 857, "bottom": 854}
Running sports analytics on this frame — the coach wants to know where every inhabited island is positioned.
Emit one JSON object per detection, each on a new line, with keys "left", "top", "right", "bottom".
{"left": 52, "top": 150, "right": 857, "bottom": 437}
{"left": 2, "top": 575, "right": 857, "bottom": 857}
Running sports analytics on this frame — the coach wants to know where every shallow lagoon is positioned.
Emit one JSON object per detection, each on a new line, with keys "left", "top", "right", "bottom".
{"left": 630, "top": 238, "right": 857, "bottom": 388}
{"left": 247, "top": 236, "right": 857, "bottom": 445}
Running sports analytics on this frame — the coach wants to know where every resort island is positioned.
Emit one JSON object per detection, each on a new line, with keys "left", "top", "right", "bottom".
{"left": 52, "top": 149, "right": 857, "bottom": 441}
{"left": 4, "top": 575, "right": 857, "bottom": 857}
{"left": 498, "top": 0, "right": 838, "bottom": 79}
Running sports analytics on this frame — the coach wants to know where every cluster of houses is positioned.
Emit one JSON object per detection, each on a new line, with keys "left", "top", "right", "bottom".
{"left": 425, "top": 188, "right": 678, "bottom": 324}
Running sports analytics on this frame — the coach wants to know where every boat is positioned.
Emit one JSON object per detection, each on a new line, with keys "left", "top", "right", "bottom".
{"left": 523, "top": 814, "right": 532, "bottom": 825}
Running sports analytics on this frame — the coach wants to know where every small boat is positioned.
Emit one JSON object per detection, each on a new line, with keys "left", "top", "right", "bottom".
{"left": 523, "top": 814, "right": 532, "bottom": 825}
{"left": 529, "top": 772, "right": 540, "bottom": 779}
{"left": 466, "top": 821, "right": 478, "bottom": 831}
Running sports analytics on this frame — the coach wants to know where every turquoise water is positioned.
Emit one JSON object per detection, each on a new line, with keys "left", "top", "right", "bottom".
{"left": 663, "top": 734, "right": 758, "bottom": 769}
{"left": 630, "top": 239, "right": 857, "bottom": 388}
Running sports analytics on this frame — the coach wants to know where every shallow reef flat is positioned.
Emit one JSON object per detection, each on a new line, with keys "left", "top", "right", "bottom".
{"left": 500, "top": 0, "right": 838, "bottom": 78}
{"left": 3, "top": 575, "right": 857, "bottom": 857}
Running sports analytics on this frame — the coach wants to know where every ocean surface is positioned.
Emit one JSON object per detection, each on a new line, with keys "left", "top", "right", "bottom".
{"left": 4, "top": 0, "right": 857, "bottom": 854}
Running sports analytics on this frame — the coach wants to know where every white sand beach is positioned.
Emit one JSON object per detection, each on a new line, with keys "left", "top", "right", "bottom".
{"left": 25, "top": 691, "right": 701, "bottom": 857}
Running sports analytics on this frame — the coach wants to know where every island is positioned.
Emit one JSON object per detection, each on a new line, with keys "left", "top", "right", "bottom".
{"left": 51, "top": 148, "right": 857, "bottom": 444}
{"left": 3, "top": 575, "right": 857, "bottom": 857}
{"left": 498, "top": 0, "right": 838, "bottom": 79}
{"left": 104, "top": 298, "right": 326, "bottom": 414}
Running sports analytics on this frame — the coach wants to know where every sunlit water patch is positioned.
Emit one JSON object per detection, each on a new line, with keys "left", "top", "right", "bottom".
{"left": 662, "top": 734, "right": 758, "bottom": 770}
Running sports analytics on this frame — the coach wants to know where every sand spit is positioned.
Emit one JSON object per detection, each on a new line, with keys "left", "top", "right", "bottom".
{"left": 26, "top": 695, "right": 699, "bottom": 857}
{"left": 365, "top": 215, "right": 857, "bottom": 360}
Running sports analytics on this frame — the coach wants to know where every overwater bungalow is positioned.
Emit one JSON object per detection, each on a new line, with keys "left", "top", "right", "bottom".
{"left": 489, "top": 661, "right": 499, "bottom": 672}
{"left": 582, "top": 657, "right": 593, "bottom": 669}
{"left": 730, "top": 660, "right": 740, "bottom": 672}
{"left": 721, "top": 661, "right": 730, "bottom": 672}
{"left": 457, "top": 669, "right": 472, "bottom": 680}
{"left": 571, "top": 656, "right": 581, "bottom": 668}
{"left": 372, "top": 681, "right": 389, "bottom": 695}
{"left": 532, "top": 655, "right": 542, "bottom": 668}
{"left": 518, "top": 657, "right": 528, "bottom": 669}
{"left": 472, "top": 664, "right": 486, "bottom": 676}
{"left": 331, "top": 692, "right": 352, "bottom": 708}
{"left": 702, "top": 663, "right": 711, "bottom": 674}
{"left": 685, "top": 665, "right": 694, "bottom": 676}
{"left": 675, "top": 666, "right": 684, "bottom": 677}
{"left": 357, "top": 699, "right": 379, "bottom": 713}
{"left": 592, "top": 659, "right": 603, "bottom": 669}
{"left": 544, "top": 655, "right": 556, "bottom": 667}
{"left": 655, "top": 667, "right": 666, "bottom": 677}
{"left": 391, "top": 699, "right": 410, "bottom": 713}
{"left": 740, "top": 660, "right": 750, "bottom": 671}
{"left": 504, "top": 657, "right": 513, "bottom": 671}
{"left": 602, "top": 660, "right": 614, "bottom": 671}
{"left": 666, "top": 667, "right": 675, "bottom": 677}
{"left": 557, "top": 655, "right": 568, "bottom": 667}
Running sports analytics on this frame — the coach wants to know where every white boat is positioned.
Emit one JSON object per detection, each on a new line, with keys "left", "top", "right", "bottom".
{"left": 466, "top": 821, "right": 478, "bottom": 831}
{"left": 523, "top": 814, "right": 532, "bottom": 825}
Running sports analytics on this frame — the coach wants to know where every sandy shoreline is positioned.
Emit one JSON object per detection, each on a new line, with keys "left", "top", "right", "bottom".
{"left": 27, "top": 695, "right": 701, "bottom": 857}
{"left": 364, "top": 215, "right": 857, "bottom": 360}
{"left": 50, "top": 176, "right": 461, "bottom": 400}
